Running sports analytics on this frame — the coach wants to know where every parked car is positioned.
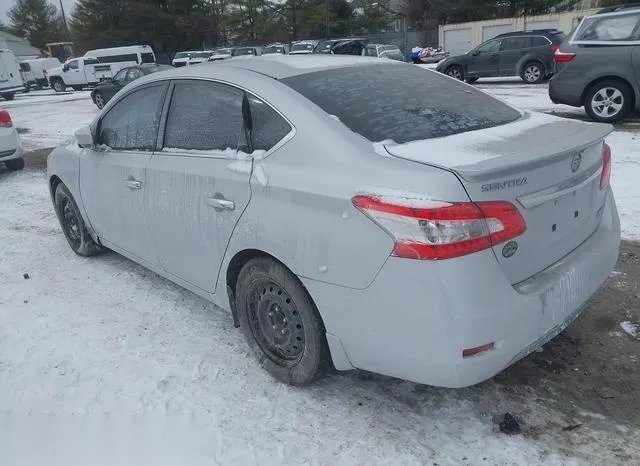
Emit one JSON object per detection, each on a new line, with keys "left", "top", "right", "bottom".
{"left": 23, "top": 57, "right": 60, "bottom": 88}
{"left": 409, "top": 46, "right": 449, "bottom": 64}
{"left": 362, "top": 43, "right": 405, "bottom": 61}
{"left": 0, "top": 48, "right": 25, "bottom": 100}
{"left": 232, "top": 46, "right": 261, "bottom": 57}
{"left": 262, "top": 43, "right": 289, "bottom": 55}
{"left": 289, "top": 40, "right": 317, "bottom": 55}
{"left": 549, "top": 6, "right": 640, "bottom": 123}
{"left": 0, "top": 110, "right": 24, "bottom": 171}
{"left": 172, "top": 51, "right": 197, "bottom": 67}
{"left": 48, "top": 56, "right": 620, "bottom": 389}
{"left": 209, "top": 48, "right": 234, "bottom": 61}
{"left": 19, "top": 62, "right": 37, "bottom": 90}
{"left": 314, "top": 38, "right": 368, "bottom": 55}
{"left": 90, "top": 64, "right": 172, "bottom": 109}
{"left": 436, "top": 29, "right": 566, "bottom": 84}
{"left": 187, "top": 51, "right": 215, "bottom": 65}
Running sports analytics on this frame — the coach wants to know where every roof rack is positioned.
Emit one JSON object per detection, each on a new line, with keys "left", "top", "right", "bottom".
{"left": 596, "top": 3, "right": 640, "bottom": 14}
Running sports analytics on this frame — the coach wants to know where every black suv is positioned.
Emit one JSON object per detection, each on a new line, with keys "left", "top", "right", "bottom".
{"left": 436, "top": 29, "right": 566, "bottom": 84}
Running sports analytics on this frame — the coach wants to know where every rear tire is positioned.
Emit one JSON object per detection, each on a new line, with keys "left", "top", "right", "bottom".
{"left": 1, "top": 93, "right": 15, "bottom": 100}
{"left": 54, "top": 183, "right": 103, "bottom": 256}
{"left": 584, "top": 79, "right": 633, "bottom": 123}
{"left": 5, "top": 157, "right": 24, "bottom": 170}
{"left": 445, "top": 65, "right": 464, "bottom": 81}
{"left": 235, "top": 257, "right": 329, "bottom": 386}
{"left": 52, "top": 79, "right": 66, "bottom": 93}
{"left": 93, "top": 92, "right": 106, "bottom": 109}
{"left": 521, "top": 62, "right": 545, "bottom": 84}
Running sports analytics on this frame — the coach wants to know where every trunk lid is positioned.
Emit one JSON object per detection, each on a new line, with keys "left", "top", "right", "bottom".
{"left": 384, "top": 112, "right": 613, "bottom": 284}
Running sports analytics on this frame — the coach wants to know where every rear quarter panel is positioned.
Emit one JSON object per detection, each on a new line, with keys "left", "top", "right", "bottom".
{"left": 214, "top": 73, "right": 471, "bottom": 301}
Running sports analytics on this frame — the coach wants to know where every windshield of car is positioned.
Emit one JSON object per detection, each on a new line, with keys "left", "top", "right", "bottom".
{"left": 291, "top": 43, "right": 314, "bottom": 52}
{"left": 174, "top": 52, "right": 191, "bottom": 59}
{"left": 233, "top": 47, "right": 255, "bottom": 56}
{"left": 214, "top": 48, "right": 232, "bottom": 55}
{"left": 191, "top": 52, "right": 211, "bottom": 58}
{"left": 263, "top": 46, "right": 284, "bottom": 54}
{"left": 282, "top": 64, "right": 521, "bottom": 144}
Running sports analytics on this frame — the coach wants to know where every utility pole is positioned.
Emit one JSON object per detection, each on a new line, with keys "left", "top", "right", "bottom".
{"left": 325, "top": 0, "right": 330, "bottom": 39}
{"left": 59, "top": 0, "right": 71, "bottom": 42}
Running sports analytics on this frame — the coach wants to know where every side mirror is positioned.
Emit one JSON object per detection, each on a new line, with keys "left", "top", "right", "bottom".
{"left": 62, "top": 64, "right": 69, "bottom": 72}
{"left": 75, "top": 125, "right": 95, "bottom": 148}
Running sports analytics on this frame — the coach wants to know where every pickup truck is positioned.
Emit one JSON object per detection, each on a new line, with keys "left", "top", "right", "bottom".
{"left": 47, "top": 57, "right": 116, "bottom": 92}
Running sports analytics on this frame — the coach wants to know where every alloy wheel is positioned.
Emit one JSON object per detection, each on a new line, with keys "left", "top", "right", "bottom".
{"left": 591, "top": 87, "right": 624, "bottom": 119}
{"left": 523, "top": 65, "right": 541, "bottom": 83}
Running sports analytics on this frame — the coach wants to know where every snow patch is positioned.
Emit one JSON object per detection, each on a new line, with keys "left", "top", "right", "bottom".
{"left": 356, "top": 187, "right": 452, "bottom": 209}
{"left": 252, "top": 164, "right": 268, "bottom": 187}
{"left": 620, "top": 321, "right": 640, "bottom": 340}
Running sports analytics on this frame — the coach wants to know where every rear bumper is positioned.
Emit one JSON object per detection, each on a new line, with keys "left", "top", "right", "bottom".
{"left": 0, "top": 130, "right": 23, "bottom": 162}
{"left": 303, "top": 188, "right": 620, "bottom": 387}
{"left": 548, "top": 76, "right": 583, "bottom": 107}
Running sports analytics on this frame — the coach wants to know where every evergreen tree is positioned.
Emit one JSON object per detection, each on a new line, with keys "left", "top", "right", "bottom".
{"left": 7, "top": 0, "right": 64, "bottom": 49}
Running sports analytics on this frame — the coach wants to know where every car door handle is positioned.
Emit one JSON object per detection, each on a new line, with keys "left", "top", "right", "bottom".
{"left": 124, "top": 179, "right": 142, "bottom": 190}
{"left": 205, "top": 197, "right": 235, "bottom": 211}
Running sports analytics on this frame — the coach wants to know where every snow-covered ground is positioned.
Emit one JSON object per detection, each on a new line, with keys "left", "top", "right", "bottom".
{"left": 1, "top": 83, "right": 639, "bottom": 464}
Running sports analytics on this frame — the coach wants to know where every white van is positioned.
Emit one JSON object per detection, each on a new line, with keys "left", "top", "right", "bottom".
{"left": 84, "top": 45, "right": 156, "bottom": 68}
{"left": 0, "top": 49, "right": 25, "bottom": 100}
{"left": 24, "top": 57, "right": 60, "bottom": 88}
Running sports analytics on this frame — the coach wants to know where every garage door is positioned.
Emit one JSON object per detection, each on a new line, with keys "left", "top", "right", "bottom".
{"left": 482, "top": 25, "right": 514, "bottom": 42}
{"left": 525, "top": 20, "right": 559, "bottom": 31}
{"left": 444, "top": 28, "right": 471, "bottom": 55}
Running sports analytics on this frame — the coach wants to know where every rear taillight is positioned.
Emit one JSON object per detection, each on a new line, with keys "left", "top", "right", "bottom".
{"left": 351, "top": 195, "right": 526, "bottom": 260}
{"left": 0, "top": 110, "right": 12, "bottom": 128}
{"left": 553, "top": 49, "right": 576, "bottom": 62}
{"left": 600, "top": 142, "right": 611, "bottom": 190}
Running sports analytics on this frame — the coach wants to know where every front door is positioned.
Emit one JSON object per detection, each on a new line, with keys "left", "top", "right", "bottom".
{"left": 498, "top": 36, "right": 532, "bottom": 76}
{"left": 145, "top": 80, "right": 255, "bottom": 293}
{"left": 468, "top": 38, "right": 502, "bottom": 77}
{"left": 64, "top": 59, "right": 83, "bottom": 85}
{"left": 79, "top": 82, "right": 169, "bottom": 266}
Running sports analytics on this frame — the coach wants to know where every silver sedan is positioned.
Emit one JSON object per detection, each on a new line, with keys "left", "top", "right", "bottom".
{"left": 47, "top": 55, "right": 620, "bottom": 387}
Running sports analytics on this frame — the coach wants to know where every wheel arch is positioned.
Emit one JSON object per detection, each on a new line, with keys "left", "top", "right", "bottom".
{"left": 580, "top": 76, "right": 636, "bottom": 109}
{"left": 222, "top": 247, "right": 352, "bottom": 371}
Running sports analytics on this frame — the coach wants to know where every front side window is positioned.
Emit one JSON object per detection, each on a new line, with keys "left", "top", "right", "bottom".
{"left": 163, "top": 81, "right": 246, "bottom": 152}
{"left": 476, "top": 39, "right": 502, "bottom": 53}
{"left": 248, "top": 95, "right": 292, "bottom": 152}
{"left": 67, "top": 59, "right": 79, "bottom": 69}
{"left": 98, "top": 83, "right": 167, "bottom": 151}
{"left": 84, "top": 58, "right": 99, "bottom": 65}
{"left": 502, "top": 37, "right": 531, "bottom": 50}
{"left": 126, "top": 69, "right": 143, "bottom": 81}
{"left": 574, "top": 12, "right": 640, "bottom": 41}
{"left": 282, "top": 64, "right": 520, "bottom": 144}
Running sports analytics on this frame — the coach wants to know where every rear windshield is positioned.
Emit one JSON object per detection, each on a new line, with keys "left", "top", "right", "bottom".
{"left": 20, "top": 63, "right": 31, "bottom": 71}
{"left": 291, "top": 43, "right": 314, "bottom": 52}
{"left": 281, "top": 64, "right": 521, "bottom": 144}
{"left": 175, "top": 52, "right": 190, "bottom": 59}
{"left": 191, "top": 52, "right": 210, "bottom": 58}
{"left": 263, "top": 46, "right": 285, "bottom": 54}
{"left": 233, "top": 47, "right": 255, "bottom": 56}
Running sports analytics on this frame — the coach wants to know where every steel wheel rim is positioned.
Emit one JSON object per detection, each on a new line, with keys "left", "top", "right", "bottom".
{"left": 248, "top": 281, "right": 305, "bottom": 364}
{"left": 95, "top": 94, "right": 104, "bottom": 108}
{"left": 447, "top": 68, "right": 462, "bottom": 80}
{"left": 524, "top": 65, "right": 541, "bottom": 82}
{"left": 54, "top": 82, "right": 63, "bottom": 92}
{"left": 61, "top": 198, "right": 81, "bottom": 248}
{"left": 591, "top": 87, "right": 624, "bottom": 118}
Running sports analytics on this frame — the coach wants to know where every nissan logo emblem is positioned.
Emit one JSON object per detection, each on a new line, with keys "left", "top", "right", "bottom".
{"left": 571, "top": 154, "right": 582, "bottom": 173}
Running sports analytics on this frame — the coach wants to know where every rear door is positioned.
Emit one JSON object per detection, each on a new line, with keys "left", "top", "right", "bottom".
{"left": 468, "top": 38, "right": 501, "bottom": 76}
{"left": 498, "top": 36, "right": 532, "bottom": 76}
{"left": 145, "top": 80, "right": 253, "bottom": 293}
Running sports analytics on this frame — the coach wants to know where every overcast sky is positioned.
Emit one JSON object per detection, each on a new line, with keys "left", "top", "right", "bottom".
{"left": 0, "top": 0, "right": 76, "bottom": 25}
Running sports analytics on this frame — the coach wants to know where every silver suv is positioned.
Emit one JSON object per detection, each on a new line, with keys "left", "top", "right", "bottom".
{"left": 549, "top": 5, "right": 640, "bottom": 123}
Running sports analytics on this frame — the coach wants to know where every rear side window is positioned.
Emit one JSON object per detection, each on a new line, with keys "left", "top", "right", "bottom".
{"left": 531, "top": 36, "right": 551, "bottom": 47}
{"left": 98, "top": 54, "right": 138, "bottom": 63}
{"left": 141, "top": 53, "right": 155, "bottom": 63}
{"left": 248, "top": 95, "right": 292, "bottom": 151}
{"left": 98, "top": 83, "right": 167, "bottom": 151}
{"left": 281, "top": 64, "right": 520, "bottom": 144}
{"left": 164, "top": 81, "right": 246, "bottom": 152}
{"left": 575, "top": 12, "right": 640, "bottom": 41}
{"left": 502, "top": 37, "right": 531, "bottom": 50}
